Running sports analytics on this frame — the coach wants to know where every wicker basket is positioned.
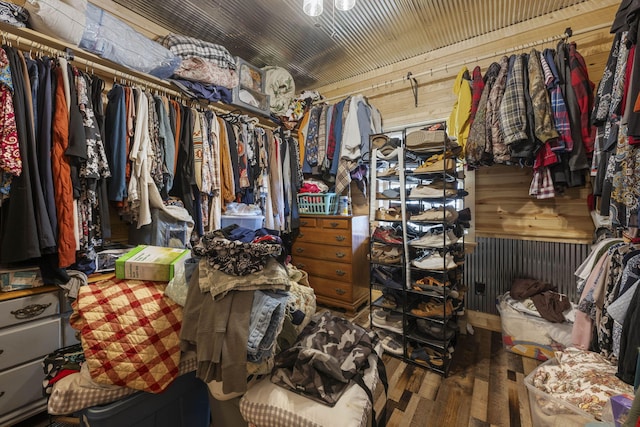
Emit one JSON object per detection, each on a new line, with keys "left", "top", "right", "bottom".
{"left": 297, "top": 193, "right": 338, "bottom": 215}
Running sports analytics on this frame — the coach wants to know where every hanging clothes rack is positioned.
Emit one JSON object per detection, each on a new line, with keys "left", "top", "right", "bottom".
{"left": 320, "top": 23, "right": 610, "bottom": 104}
{"left": 0, "top": 23, "right": 277, "bottom": 130}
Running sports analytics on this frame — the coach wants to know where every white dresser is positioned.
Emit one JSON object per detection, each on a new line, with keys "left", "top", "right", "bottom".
{"left": 0, "top": 286, "right": 65, "bottom": 426}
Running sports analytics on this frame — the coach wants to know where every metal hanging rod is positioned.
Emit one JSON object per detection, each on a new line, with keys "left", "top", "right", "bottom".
{"left": 320, "top": 23, "right": 610, "bottom": 104}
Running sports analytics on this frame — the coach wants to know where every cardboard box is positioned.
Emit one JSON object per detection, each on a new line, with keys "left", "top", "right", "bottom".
{"left": 115, "top": 245, "right": 191, "bottom": 282}
{"left": 0, "top": 267, "right": 44, "bottom": 292}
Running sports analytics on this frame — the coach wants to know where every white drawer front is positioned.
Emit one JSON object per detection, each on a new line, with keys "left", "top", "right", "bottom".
{"left": 0, "top": 318, "right": 61, "bottom": 370}
{"left": 0, "top": 359, "right": 47, "bottom": 417}
{"left": 61, "top": 313, "right": 80, "bottom": 347}
{"left": 0, "top": 292, "right": 60, "bottom": 329}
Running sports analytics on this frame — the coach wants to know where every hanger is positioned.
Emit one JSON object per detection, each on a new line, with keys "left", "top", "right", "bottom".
{"left": 218, "top": 109, "right": 243, "bottom": 124}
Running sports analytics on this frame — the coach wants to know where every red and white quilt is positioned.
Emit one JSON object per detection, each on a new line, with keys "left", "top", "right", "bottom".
{"left": 69, "top": 278, "right": 183, "bottom": 393}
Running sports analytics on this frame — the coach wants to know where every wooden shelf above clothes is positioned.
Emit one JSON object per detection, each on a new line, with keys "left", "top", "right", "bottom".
{"left": 0, "top": 22, "right": 277, "bottom": 129}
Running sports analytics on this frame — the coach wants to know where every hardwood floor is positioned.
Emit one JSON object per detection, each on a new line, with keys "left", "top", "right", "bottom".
{"left": 342, "top": 304, "right": 542, "bottom": 427}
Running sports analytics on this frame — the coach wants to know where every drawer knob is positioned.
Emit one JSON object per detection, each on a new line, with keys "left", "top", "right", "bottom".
{"left": 296, "top": 263, "right": 306, "bottom": 269}
{"left": 336, "top": 269, "right": 346, "bottom": 276}
{"left": 11, "top": 302, "right": 52, "bottom": 319}
{"left": 335, "top": 251, "right": 346, "bottom": 258}
{"left": 329, "top": 222, "right": 339, "bottom": 228}
{"left": 296, "top": 247, "right": 304, "bottom": 253}
{"left": 301, "top": 221, "right": 308, "bottom": 226}
{"left": 335, "top": 235, "right": 346, "bottom": 242}
{"left": 335, "top": 288, "right": 346, "bottom": 295}
{"left": 299, "top": 233, "right": 305, "bottom": 238}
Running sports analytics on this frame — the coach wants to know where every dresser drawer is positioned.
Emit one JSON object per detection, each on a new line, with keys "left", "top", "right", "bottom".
{"left": 292, "top": 242, "right": 352, "bottom": 263}
{"left": 0, "top": 317, "right": 61, "bottom": 370}
{"left": 0, "top": 358, "right": 47, "bottom": 417}
{"left": 293, "top": 256, "right": 352, "bottom": 282}
{"left": 0, "top": 292, "right": 60, "bottom": 329}
{"left": 296, "top": 228, "right": 352, "bottom": 246}
{"left": 307, "top": 275, "right": 353, "bottom": 302}
{"left": 299, "top": 217, "right": 317, "bottom": 228}
{"left": 319, "top": 218, "right": 349, "bottom": 230}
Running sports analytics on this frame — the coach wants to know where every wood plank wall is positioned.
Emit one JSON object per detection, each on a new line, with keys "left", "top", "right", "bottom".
{"left": 316, "top": 0, "right": 619, "bottom": 244}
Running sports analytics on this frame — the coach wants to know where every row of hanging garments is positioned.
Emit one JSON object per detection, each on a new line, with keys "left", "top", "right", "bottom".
{"left": 297, "top": 94, "right": 382, "bottom": 195}
{"left": 0, "top": 44, "right": 302, "bottom": 277}
{"left": 105, "top": 93, "right": 303, "bottom": 235}
{"left": 455, "top": 40, "right": 594, "bottom": 199}
{"left": 0, "top": 45, "right": 111, "bottom": 275}
{"left": 592, "top": 1, "right": 640, "bottom": 229}
{"left": 572, "top": 237, "right": 640, "bottom": 386}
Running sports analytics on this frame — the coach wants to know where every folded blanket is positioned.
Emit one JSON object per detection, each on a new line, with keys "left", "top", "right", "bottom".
{"left": 158, "top": 33, "right": 236, "bottom": 70}
{"left": 69, "top": 278, "right": 183, "bottom": 393}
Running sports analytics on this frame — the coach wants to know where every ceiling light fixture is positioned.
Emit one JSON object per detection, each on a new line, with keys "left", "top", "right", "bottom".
{"left": 303, "top": 0, "right": 356, "bottom": 16}
{"left": 334, "top": 0, "right": 356, "bottom": 11}
{"left": 303, "top": 0, "right": 323, "bottom": 17}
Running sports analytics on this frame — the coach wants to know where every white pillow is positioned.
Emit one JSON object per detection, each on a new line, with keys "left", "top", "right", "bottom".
{"left": 25, "top": 0, "right": 86, "bottom": 45}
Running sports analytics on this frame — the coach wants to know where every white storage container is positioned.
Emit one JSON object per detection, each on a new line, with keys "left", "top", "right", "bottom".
{"left": 230, "top": 57, "right": 270, "bottom": 116}
{"left": 220, "top": 215, "right": 265, "bottom": 231}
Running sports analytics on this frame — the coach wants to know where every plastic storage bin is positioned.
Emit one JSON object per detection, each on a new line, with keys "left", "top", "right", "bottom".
{"left": 525, "top": 359, "right": 597, "bottom": 427}
{"left": 129, "top": 208, "right": 189, "bottom": 248}
{"left": 220, "top": 214, "right": 265, "bottom": 230}
{"left": 496, "top": 293, "right": 571, "bottom": 361}
{"left": 79, "top": 371, "right": 210, "bottom": 427}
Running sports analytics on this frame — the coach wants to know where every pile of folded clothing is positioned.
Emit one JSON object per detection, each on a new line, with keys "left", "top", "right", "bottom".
{"left": 160, "top": 33, "right": 239, "bottom": 102}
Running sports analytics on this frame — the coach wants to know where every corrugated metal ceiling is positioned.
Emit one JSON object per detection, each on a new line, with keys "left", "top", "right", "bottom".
{"left": 112, "top": 0, "right": 590, "bottom": 90}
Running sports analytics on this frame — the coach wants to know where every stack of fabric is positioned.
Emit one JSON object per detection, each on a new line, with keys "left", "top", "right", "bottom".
{"left": 159, "top": 33, "right": 239, "bottom": 103}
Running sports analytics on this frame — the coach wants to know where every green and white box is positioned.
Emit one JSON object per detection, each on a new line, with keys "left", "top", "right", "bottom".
{"left": 115, "top": 245, "right": 191, "bottom": 282}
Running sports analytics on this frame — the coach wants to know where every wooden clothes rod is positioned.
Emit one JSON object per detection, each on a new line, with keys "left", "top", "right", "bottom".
{"left": 0, "top": 23, "right": 277, "bottom": 130}
{"left": 320, "top": 23, "right": 611, "bottom": 104}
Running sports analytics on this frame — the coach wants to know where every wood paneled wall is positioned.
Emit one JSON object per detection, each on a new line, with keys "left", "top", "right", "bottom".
{"left": 316, "top": 0, "right": 619, "bottom": 244}
{"left": 473, "top": 166, "right": 594, "bottom": 244}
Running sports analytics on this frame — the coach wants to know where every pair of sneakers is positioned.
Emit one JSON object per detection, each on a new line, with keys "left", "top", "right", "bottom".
{"left": 408, "top": 229, "right": 459, "bottom": 248}
{"left": 371, "top": 308, "right": 403, "bottom": 334}
{"left": 375, "top": 330, "right": 403, "bottom": 356}
{"left": 372, "top": 226, "right": 403, "bottom": 245}
{"left": 411, "top": 252, "right": 458, "bottom": 270}
{"left": 408, "top": 184, "right": 458, "bottom": 199}
{"left": 371, "top": 265, "right": 404, "bottom": 290}
{"left": 410, "top": 206, "right": 459, "bottom": 223}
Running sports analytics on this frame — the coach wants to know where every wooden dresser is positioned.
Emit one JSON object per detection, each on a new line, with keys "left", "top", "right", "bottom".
{"left": 292, "top": 215, "right": 370, "bottom": 314}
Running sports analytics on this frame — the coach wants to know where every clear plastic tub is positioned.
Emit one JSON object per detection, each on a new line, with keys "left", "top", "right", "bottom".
{"left": 220, "top": 214, "right": 265, "bottom": 230}
{"left": 525, "top": 359, "right": 597, "bottom": 427}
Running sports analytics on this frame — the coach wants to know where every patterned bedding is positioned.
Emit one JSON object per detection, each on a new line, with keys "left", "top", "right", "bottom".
{"left": 528, "top": 348, "right": 634, "bottom": 420}
{"left": 69, "top": 278, "right": 183, "bottom": 393}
